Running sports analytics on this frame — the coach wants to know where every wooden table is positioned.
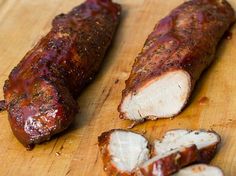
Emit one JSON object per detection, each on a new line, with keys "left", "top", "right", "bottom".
{"left": 0, "top": 0, "right": 236, "bottom": 175}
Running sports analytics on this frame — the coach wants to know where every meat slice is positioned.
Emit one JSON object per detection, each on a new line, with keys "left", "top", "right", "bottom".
{"left": 135, "top": 129, "right": 221, "bottom": 176}
{"left": 3, "top": 0, "right": 121, "bottom": 149}
{"left": 153, "top": 129, "right": 221, "bottom": 163}
{"left": 98, "top": 129, "right": 150, "bottom": 176}
{"left": 135, "top": 145, "right": 199, "bottom": 176}
{"left": 98, "top": 129, "right": 221, "bottom": 176}
{"left": 118, "top": 0, "right": 235, "bottom": 121}
{"left": 173, "top": 164, "right": 224, "bottom": 176}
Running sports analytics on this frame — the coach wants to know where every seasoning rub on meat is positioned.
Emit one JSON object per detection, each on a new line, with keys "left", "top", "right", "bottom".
{"left": 119, "top": 0, "right": 235, "bottom": 121}
{"left": 4, "top": 0, "right": 121, "bottom": 149}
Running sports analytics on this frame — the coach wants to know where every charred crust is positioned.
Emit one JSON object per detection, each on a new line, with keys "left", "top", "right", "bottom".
{"left": 98, "top": 129, "right": 114, "bottom": 147}
{"left": 198, "top": 143, "right": 220, "bottom": 163}
{"left": 136, "top": 145, "right": 199, "bottom": 176}
{"left": 0, "top": 100, "right": 6, "bottom": 112}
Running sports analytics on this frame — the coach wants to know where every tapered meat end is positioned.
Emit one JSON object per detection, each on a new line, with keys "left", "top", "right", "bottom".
{"left": 98, "top": 129, "right": 150, "bottom": 176}
{"left": 173, "top": 164, "right": 224, "bottom": 176}
{"left": 120, "top": 70, "right": 191, "bottom": 120}
{"left": 154, "top": 129, "right": 221, "bottom": 163}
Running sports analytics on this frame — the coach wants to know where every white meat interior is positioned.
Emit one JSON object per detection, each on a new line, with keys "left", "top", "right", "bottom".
{"left": 154, "top": 130, "right": 219, "bottom": 157}
{"left": 121, "top": 70, "right": 191, "bottom": 120}
{"left": 109, "top": 130, "right": 149, "bottom": 172}
{"left": 173, "top": 164, "right": 223, "bottom": 176}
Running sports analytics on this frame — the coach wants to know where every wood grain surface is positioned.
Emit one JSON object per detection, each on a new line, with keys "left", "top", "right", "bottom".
{"left": 0, "top": 0, "right": 236, "bottom": 175}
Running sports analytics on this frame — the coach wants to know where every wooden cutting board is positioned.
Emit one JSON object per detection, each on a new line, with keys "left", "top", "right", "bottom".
{"left": 0, "top": 0, "right": 236, "bottom": 175}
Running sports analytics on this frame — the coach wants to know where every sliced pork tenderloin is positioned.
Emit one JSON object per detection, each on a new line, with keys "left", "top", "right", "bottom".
{"left": 153, "top": 129, "right": 221, "bottom": 163}
{"left": 118, "top": 0, "right": 235, "bottom": 121}
{"left": 173, "top": 164, "right": 224, "bottom": 176}
{"left": 135, "top": 145, "right": 199, "bottom": 176}
{"left": 98, "top": 129, "right": 221, "bottom": 176}
{"left": 135, "top": 129, "right": 220, "bottom": 176}
{"left": 98, "top": 129, "right": 150, "bottom": 176}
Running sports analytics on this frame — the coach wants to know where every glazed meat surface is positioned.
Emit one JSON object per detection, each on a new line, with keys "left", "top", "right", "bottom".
{"left": 119, "top": 0, "right": 235, "bottom": 121}
{"left": 4, "top": 0, "right": 121, "bottom": 148}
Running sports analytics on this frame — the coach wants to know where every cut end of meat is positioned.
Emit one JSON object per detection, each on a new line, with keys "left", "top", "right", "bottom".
{"left": 109, "top": 130, "right": 150, "bottom": 172}
{"left": 153, "top": 129, "right": 221, "bottom": 162}
{"left": 119, "top": 0, "right": 236, "bottom": 122}
{"left": 98, "top": 129, "right": 150, "bottom": 175}
{"left": 120, "top": 70, "right": 191, "bottom": 121}
{"left": 173, "top": 164, "right": 224, "bottom": 176}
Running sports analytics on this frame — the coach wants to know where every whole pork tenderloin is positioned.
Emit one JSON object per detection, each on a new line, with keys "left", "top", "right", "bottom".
{"left": 4, "top": 0, "right": 121, "bottom": 149}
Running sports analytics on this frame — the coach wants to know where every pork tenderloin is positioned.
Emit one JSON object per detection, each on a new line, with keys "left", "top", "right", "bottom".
{"left": 153, "top": 129, "right": 221, "bottom": 163}
{"left": 119, "top": 0, "right": 235, "bottom": 121}
{"left": 135, "top": 145, "right": 199, "bottom": 176}
{"left": 3, "top": 0, "right": 121, "bottom": 149}
{"left": 98, "top": 129, "right": 150, "bottom": 176}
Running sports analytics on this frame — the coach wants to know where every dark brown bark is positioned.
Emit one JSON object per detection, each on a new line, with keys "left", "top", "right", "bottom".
{"left": 119, "top": 0, "right": 235, "bottom": 120}
{"left": 4, "top": 0, "right": 121, "bottom": 148}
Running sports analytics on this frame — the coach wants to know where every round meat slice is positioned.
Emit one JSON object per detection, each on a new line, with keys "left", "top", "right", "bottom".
{"left": 153, "top": 129, "right": 221, "bottom": 163}
{"left": 173, "top": 164, "right": 224, "bottom": 176}
{"left": 98, "top": 129, "right": 150, "bottom": 176}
